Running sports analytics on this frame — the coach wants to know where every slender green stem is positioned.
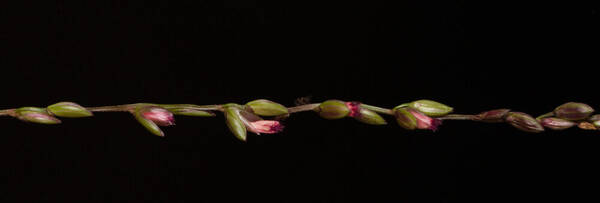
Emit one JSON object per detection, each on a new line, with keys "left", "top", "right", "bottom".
{"left": 360, "top": 104, "right": 394, "bottom": 115}
{"left": 86, "top": 104, "right": 137, "bottom": 112}
{"left": 288, "top": 103, "right": 320, "bottom": 113}
{"left": 86, "top": 103, "right": 224, "bottom": 114}
{"left": 156, "top": 104, "right": 224, "bottom": 112}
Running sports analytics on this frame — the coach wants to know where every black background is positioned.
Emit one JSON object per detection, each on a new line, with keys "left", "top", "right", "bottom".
{"left": 1, "top": 0, "right": 599, "bottom": 202}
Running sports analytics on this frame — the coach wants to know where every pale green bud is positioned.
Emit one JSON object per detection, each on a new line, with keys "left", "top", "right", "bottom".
{"left": 353, "top": 108, "right": 387, "bottom": 125}
{"left": 245, "top": 99, "right": 289, "bottom": 116}
{"left": 314, "top": 100, "right": 349, "bottom": 120}
{"left": 223, "top": 105, "right": 247, "bottom": 141}
{"left": 408, "top": 100, "right": 453, "bottom": 117}
{"left": 393, "top": 107, "right": 417, "bottom": 130}
{"left": 47, "top": 102, "right": 93, "bottom": 118}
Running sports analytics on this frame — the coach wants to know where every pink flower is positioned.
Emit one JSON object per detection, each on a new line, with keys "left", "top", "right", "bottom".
{"left": 408, "top": 109, "right": 442, "bottom": 131}
{"left": 235, "top": 109, "right": 285, "bottom": 135}
{"left": 247, "top": 120, "right": 284, "bottom": 134}
{"left": 345, "top": 101, "right": 361, "bottom": 117}
{"left": 142, "top": 107, "right": 175, "bottom": 126}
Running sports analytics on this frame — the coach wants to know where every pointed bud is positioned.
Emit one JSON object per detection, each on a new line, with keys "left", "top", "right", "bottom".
{"left": 407, "top": 108, "right": 442, "bottom": 131}
{"left": 314, "top": 100, "right": 349, "bottom": 119}
{"left": 408, "top": 100, "right": 453, "bottom": 117}
{"left": 133, "top": 106, "right": 173, "bottom": 137}
{"left": 223, "top": 105, "right": 247, "bottom": 141}
{"left": 353, "top": 108, "right": 387, "bottom": 125}
{"left": 15, "top": 107, "right": 61, "bottom": 124}
{"left": 47, "top": 102, "right": 93, "bottom": 118}
{"left": 135, "top": 113, "right": 163, "bottom": 137}
{"left": 554, "top": 102, "right": 594, "bottom": 121}
{"left": 475, "top": 109, "right": 511, "bottom": 123}
{"left": 245, "top": 99, "right": 289, "bottom": 116}
{"left": 393, "top": 107, "right": 417, "bottom": 130}
{"left": 540, "top": 117, "right": 576, "bottom": 130}
{"left": 505, "top": 112, "right": 544, "bottom": 133}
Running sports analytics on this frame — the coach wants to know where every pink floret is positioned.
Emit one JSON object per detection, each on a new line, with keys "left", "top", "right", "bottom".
{"left": 345, "top": 102, "right": 362, "bottom": 117}
{"left": 408, "top": 109, "right": 442, "bottom": 131}
{"left": 142, "top": 108, "right": 175, "bottom": 126}
{"left": 249, "top": 120, "right": 284, "bottom": 134}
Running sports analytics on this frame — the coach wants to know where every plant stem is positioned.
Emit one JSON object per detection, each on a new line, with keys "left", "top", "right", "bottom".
{"left": 1, "top": 100, "right": 598, "bottom": 136}
{"left": 438, "top": 114, "right": 477, "bottom": 120}
{"left": 157, "top": 104, "right": 223, "bottom": 112}
{"left": 0, "top": 109, "right": 16, "bottom": 116}
{"left": 288, "top": 103, "right": 320, "bottom": 113}
{"left": 86, "top": 104, "right": 137, "bottom": 112}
